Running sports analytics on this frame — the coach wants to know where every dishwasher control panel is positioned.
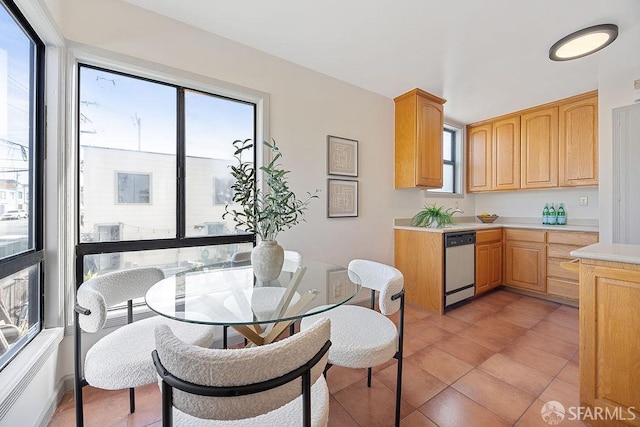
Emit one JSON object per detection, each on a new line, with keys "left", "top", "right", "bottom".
{"left": 445, "top": 232, "right": 476, "bottom": 248}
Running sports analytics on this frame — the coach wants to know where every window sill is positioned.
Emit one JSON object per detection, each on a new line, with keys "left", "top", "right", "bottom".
{"left": 0, "top": 328, "right": 63, "bottom": 420}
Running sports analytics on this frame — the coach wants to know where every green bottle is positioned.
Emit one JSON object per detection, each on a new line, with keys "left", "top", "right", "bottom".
{"left": 557, "top": 203, "right": 566, "bottom": 225}
{"left": 548, "top": 203, "right": 557, "bottom": 225}
{"left": 542, "top": 203, "right": 549, "bottom": 224}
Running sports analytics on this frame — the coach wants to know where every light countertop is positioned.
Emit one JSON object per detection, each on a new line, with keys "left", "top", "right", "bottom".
{"left": 570, "top": 243, "right": 640, "bottom": 265}
{"left": 394, "top": 217, "right": 599, "bottom": 234}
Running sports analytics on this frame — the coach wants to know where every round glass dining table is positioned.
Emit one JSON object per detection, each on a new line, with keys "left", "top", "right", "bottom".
{"left": 145, "top": 261, "right": 361, "bottom": 346}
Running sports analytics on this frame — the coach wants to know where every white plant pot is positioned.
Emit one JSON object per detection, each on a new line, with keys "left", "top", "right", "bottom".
{"left": 251, "top": 240, "right": 285, "bottom": 283}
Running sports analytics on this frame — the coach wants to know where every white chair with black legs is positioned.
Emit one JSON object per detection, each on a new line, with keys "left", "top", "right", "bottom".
{"left": 300, "top": 259, "right": 405, "bottom": 427}
{"left": 152, "top": 317, "right": 332, "bottom": 427}
{"left": 74, "top": 267, "right": 215, "bottom": 427}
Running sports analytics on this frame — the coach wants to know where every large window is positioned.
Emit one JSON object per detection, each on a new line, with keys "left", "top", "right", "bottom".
{"left": 77, "top": 65, "right": 255, "bottom": 286}
{"left": 0, "top": 0, "right": 45, "bottom": 371}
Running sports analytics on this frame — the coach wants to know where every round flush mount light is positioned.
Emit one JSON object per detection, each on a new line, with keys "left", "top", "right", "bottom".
{"left": 549, "top": 24, "right": 618, "bottom": 61}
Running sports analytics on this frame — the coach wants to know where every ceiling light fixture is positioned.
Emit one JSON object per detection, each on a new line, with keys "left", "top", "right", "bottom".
{"left": 549, "top": 24, "right": 618, "bottom": 61}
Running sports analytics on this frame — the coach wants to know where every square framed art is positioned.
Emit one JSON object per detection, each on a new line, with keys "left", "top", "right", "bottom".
{"left": 327, "top": 179, "right": 358, "bottom": 218}
{"left": 327, "top": 135, "right": 358, "bottom": 177}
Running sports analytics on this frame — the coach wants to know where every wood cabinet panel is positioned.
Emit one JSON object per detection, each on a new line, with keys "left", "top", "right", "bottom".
{"left": 504, "top": 241, "right": 546, "bottom": 292}
{"left": 547, "top": 231, "right": 599, "bottom": 246}
{"left": 559, "top": 95, "right": 598, "bottom": 187}
{"left": 493, "top": 116, "right": 521, "bottom": 190}
{"left": 476, "top": 228, "right": 502, "bottom": 244}
{"left": 467, "top": 124, "right": 492, "bottom": 192}
{"left": 489, "top": 242, "right": 503, "bottom": 288}
{"left": 580, "top": 260, "right": 640, "bottom": 425}
{"left": 547, "top": 277, "right": 579, "bottom": 300}
{"left": 521, "top": 106, "right": 559, "bottom": 189}
{"left": 548, "top": 257, "right": 577, "bottom": 281}
{"left": 394, "top": 229, "right": 444, "bottom": 313}
{"left": 504, "top": 229, "right": 546, "bottom": 243}
{"left": 394, "top": 89, "right": 446, "bottom": 189}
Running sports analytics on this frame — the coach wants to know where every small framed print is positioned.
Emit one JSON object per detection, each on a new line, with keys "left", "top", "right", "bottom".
{"left": 327, "top": 135, "right": 358, "bottom": 177}
{"left": 327, "top": 179, "right": 358, "bottom": 218}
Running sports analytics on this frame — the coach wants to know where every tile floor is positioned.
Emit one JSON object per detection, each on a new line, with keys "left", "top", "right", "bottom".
{"left": 48, "top": 289, "right": 587, "bottom": 426}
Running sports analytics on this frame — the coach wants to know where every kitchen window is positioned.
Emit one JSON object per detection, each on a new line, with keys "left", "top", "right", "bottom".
{"left": 428, "top": 124, "right": 463, "bottom": 195}
{"left": 0, "top": 0, "right": 45, "bottom": 372}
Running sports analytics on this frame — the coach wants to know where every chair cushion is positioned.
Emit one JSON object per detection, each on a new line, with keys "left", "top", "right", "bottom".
{"left": 171, "top": 376, "right": 329, "bottom": 427}
{"left": 85, "top": 316, "right": 214, "bottom": 389}
{"left": 300, "top": 305, "right": 398, "bottom": 369}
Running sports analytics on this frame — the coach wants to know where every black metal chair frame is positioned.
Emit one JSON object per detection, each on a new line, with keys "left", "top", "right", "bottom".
{"left": 323, "top": 288, "right": 405, "bottom": 427}
{"left": 73, "top": 299, "right": 137, "bottom": 427}
{"left": 152, "top": 340, "right": 332, "bottom": 427}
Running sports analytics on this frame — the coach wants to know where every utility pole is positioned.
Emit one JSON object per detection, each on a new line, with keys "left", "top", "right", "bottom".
{"left": 133, "top": 113, "right": 141, "bottom": 150}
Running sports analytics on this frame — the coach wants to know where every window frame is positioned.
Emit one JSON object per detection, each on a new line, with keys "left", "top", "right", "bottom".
{"left": 74, "top": 62, "right": 260, "bottom": 298}
{"left": 0, "top": 0, "right": 46, "bottom": 372}
{"left": 426, "top": 123, "right": 464, "bottom": 196}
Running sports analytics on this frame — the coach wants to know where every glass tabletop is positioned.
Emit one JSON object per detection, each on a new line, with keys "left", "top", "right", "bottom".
{"left": 145, "top": 261, "right": 361, "bottom": 326}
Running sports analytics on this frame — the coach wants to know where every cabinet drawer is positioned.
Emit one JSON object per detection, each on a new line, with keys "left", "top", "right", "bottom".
{"left": 547, "top": 277, "right": 579, "bottom": 300}
{"left": 505, "top": 229, "right": 546, "bottom": 243}
{"left": 548, "top": 257, "right": 578, "bottom": 281}
{"left": 547, "top": 231, "right": 598, "bottom": 246}
{"left": 547, "top": 244, "right": 580, "bottom": 259}
{"left": 476, "top": 228, "right": 502, "bottom": 244}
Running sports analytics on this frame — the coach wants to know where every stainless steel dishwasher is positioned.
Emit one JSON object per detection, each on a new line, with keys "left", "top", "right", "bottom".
{"left": 444, "top": 231, "right": 476, "bottom": 308}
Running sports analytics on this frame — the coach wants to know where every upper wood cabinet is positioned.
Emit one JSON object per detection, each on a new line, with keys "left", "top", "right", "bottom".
{"left": 394, "top": 89, "right": 446, "bottom": 189}
{"left": 559, "top": 95, "right": 598, "bottom": 186}
{"left": 467, "top": 124, "right": 492, "bottom": 192}
{"left": 466, "top": 91, "right": 598, "bottom": 193}
{"left": 493, "top": 116, "right": 521, "bottom": 190}
{"left": 521, "top": 106, "right": 559, "bottom": 189}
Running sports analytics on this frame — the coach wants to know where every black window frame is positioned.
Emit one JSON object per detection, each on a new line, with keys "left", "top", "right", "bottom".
{"left": 442, "top": 127, "right": 457, "bottom": 193}
{"left": 0, "top": 0, "right": 46, "bottom": 371}
{"left": 74, "top": 64, "right": 257, "bottom": 290}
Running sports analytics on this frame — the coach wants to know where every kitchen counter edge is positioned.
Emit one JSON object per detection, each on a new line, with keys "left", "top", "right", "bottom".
{"left": 394, "top": 223, "right": 599, "bottom": 234}
{"left": 570, "top": 243, "right": 640, "bottom": 265}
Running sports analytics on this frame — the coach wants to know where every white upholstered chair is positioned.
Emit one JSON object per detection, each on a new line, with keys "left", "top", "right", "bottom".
{"left": 152, "top": 317, "right": 332, "bottom": 427}
{"left": 74, "top": 267, "right": 215, "bottom": 427}
{"left": 300, "top": 259, "right": 405, "bottom": 427}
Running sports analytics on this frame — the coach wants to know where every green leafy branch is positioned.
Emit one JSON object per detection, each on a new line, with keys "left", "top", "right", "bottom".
{"left": 223, "top": 138, "right": 319, "bottom": 241}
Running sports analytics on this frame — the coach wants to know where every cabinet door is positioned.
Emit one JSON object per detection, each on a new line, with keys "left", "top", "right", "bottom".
{"left": 467, "top": 124, "right": 492, "bottom": 192}
{"left": 416, "top": 95, "right": 444, "bottom": 187}
{"left": 521, "top": 106, "right": 558, "bottom": 189}
{"left": 475, "top": 244, "right": 490, "bottom": 294}
{"left": 580, "top": 262, "right": 640, "bottom": 423}
{"left": 489, "top": 242, "right": 503, "bottom": 289}
{"left": 559, "top": 96, "right": 598, "bottom": 186}
{"left": 493, "top": 116, "right": 521, "bottom": 190}
{"left": 504, "top": 241, "right": 546, "bottom": 292}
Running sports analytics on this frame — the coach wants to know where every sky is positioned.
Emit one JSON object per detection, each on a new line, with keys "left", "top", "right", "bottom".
{"left": 79, "top": 66, "right": 255, "bottom": 161}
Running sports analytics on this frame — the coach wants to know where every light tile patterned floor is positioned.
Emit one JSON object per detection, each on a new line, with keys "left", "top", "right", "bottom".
{"left": 48, "top": 289, "right": 586, "bottom": 426}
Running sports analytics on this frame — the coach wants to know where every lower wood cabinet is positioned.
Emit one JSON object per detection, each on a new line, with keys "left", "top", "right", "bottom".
{"left": 546, "top": 231, "right": 599, "bottom": 300}
{"left": 475, "top": 229, "right": 502, "bottom": 295}
{"left": 578, "top": 258, "right": 640, "bottom": 426}
{"left": 504, "top": 229, "right": 547, "bottom": 292}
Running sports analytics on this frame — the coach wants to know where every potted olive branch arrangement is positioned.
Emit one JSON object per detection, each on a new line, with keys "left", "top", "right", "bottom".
{"left": 223, "top": 138, "right": 319, "bottom": 281}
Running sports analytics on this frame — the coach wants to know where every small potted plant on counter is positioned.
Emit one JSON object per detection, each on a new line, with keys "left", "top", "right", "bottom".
{"left": 410, "top": 203, "right": 456, "bottom": 228}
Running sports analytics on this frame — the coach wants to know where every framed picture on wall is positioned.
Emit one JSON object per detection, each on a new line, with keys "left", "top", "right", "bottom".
{"left": 326, "top": 268, "right": 353, "bottom": 303}
{"left": 327, "top": 179, "right": 358, "bottom": 218}
{"left": 327, "top": 135, "right": 358, "bottom": 177}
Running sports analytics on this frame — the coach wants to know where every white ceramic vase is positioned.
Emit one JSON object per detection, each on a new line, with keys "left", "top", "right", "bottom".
{"left": 251, "top": 240, "right": 285, "bottom": 283}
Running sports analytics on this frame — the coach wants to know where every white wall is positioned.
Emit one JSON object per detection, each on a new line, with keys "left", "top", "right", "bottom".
{"left": 475, "top": 187, "right": 599, "bottom": 222}
{"left": 597, "top": 66, "right": 640, "bottom": 243}
{"left": 47, "top": 0, "right": 431, "bottom": 266}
